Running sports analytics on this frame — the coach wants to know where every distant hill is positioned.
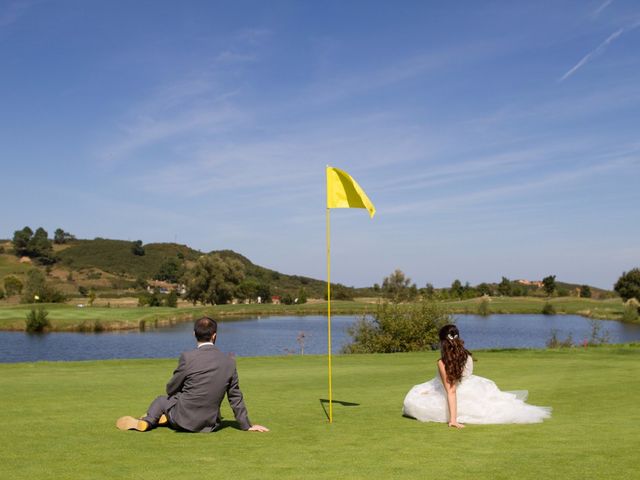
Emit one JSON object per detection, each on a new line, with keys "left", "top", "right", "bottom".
{"left": 47, "top": 238, "right": 330, "bottom": 298}
{"left": 56, "top": 239, "right": 202, "bottom": 278}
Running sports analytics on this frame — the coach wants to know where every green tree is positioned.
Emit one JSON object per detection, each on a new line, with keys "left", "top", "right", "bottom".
{"left": 476, "top": 282, "right": 493, "bottom": 296}
{"left": 131, "top": 240, "right": 145, "bottom": 256}
{"left": 423, "top": 283, "right": 435, "bottom": 299}
{"left": 4, "top": 275, "right": 23, "bottom": 296}
{"left": 88, "top": 289, "right": 96, "bottom": 307}
{"left": 236, "top": 279, "right": 260, "bottom": 302}
{"left": 324, "top": 283, "right": 354, "bottom": 301}
{"left": 382, "top": 269, "right": 413, "bottom": 303}
{"left": 165, "top": 290, "right": 178, "bottom": 308}
{"left": 12, "top": 226, "right": 33, "bottom": 257}
{"left": 54, "top": 229, "right": 65, "bottom": 244}
{"left": 614, "top": 268, "right": 640, "bottom": 303}
{"left": 53, "top": 228, "right": 75, "bottom": 244}
{"left": 23, "top": 269, "right": 46, "bottom": 302}
{"left": 542, "top": 275, "right": 556, "bottom": 296}
{"left": 256, "top": 283, "right": 271, "bottom": 303}
{"left": 580, "top": 285, "right": 591, "bottom": 298}
{"left": 497, "top": 276, "right": 512, "bottom": 296}
{"left": 184, "top": 254, "right": 245, "bottom": 305}
{"left": 281, "top": 293, "right": 295, "bottom": 305}
{"left": 29, "top": 227, "right": 54, "bottom": 263}
{"left": 154, "top": 257, "right": 184, "bottom": 283}
{"left": 25, "top": 307, "right": 50, "bottom": 332}
{"left": 343, "top": 300, "right": 452, "bottom": 353}
{"left": 296, "top": 287, "right": 308, "bottom": 304}
{"left": 21, "top": 269, "right": 65, "bottom": 303}
{"left": 450, "top": 279, "right": 463, "bottom": 298}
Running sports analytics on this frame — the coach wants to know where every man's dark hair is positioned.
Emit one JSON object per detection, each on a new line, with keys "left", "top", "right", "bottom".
{"left": 194, "top": 317, "right": 217, "bottom": 342}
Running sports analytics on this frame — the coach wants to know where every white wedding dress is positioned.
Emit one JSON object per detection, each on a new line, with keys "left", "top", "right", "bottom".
{"left": 403, "top": 356, "right": 551, "bottom": 424}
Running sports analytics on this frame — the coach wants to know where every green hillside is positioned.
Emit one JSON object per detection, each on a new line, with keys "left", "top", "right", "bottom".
{"left": 56, "top": 239, "right": 202, "bottom": 278}
{"left": 0, "top": 238, "right": 332, "bottom": 300}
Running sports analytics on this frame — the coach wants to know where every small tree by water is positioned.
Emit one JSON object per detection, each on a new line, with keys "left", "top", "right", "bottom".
{"left": 343, "top": 300, "right": 452, "bottom": 353}
{"left": 477, "top": 298, "right": 491, "bottom": 316}
{"left": 542, "top": 303, "right": 556, "bottom": 315}
{"left": 25, "top": 307, "right": 50, "bottom": 333}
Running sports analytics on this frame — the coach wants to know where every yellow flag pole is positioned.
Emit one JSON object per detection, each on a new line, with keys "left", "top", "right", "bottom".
{"left": 326, "top": 204, "right": 333, "bottom": 423}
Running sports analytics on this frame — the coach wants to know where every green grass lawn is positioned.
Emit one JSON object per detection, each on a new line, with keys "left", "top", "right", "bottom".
{"left": 443, "top": 296, "right": 627, "bottom": 320}
{"left": 0, "top": 301, "right": 373, "bottom": 331}
{"left": 1, "top": 346, "right": 638, "bottom": 479}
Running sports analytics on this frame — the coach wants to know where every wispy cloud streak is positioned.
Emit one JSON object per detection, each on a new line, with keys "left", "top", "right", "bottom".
{"left": 560, "top": 27, "right": 624, "bottom": 81}
{"left": 591, "top": 0, "right": 614, "bottom": 19}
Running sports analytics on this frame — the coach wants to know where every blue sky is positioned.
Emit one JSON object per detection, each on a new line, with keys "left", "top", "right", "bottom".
{"left": 1, "top": 0, "right": 639, "bottom": 289}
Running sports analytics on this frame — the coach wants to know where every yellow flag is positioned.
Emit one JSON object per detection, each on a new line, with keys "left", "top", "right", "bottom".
{"left": 326, "top": 167, "right": 376, "bottom": 218}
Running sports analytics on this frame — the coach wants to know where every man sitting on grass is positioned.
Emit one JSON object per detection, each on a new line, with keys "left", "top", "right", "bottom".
{"left": 116, "top": 316, "right": 269, "bottom": 433}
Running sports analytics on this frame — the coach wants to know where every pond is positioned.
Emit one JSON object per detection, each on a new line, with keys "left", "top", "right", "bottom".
{"left": 1, "top": 314, "right": 640, "bottom": 363}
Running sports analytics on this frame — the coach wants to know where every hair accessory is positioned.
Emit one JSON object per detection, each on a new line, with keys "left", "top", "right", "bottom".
{"left": 446, "top": 333, "right": 458, "bottom": 340}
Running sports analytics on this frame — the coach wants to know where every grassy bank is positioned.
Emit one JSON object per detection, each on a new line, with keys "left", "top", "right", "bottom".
{"left": 442, "top": 296, "right": 627, "bottom": 320}
{"left": 0, "top": 296, "right": 632, "bottom": 332}
{"left": 1, "top": 346, "right": 639, "bottom": 479}
{"left": 0, "top": 301, "right": 374, "bottom": 331}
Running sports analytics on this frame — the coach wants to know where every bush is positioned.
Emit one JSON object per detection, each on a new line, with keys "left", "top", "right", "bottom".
{"left": 0, "top": 288, "right": 5, "bottom": 299}
{"left": 343, "top": 300, "right": 452, "bottom": 353}
{"left": 4, "top": 275, "right": 23, "bottom": 296}
{"left": 25, "top": 307, "right": 50, "bottom": 332}
{"left": 477, "top": 298, "right": 491, "bottom": 316}
{"left": 546, "top": 329, "right": 573, "bottom": 348}
{"left": 614, "top": 268, "right": 640, "bottom": 302}
{"left": 281, "top": 293, "right": 295, "bottom": 305}
{"left": 131, "top": 240, "right": 145, "bottom": 256}
{"left": 622, "top": 303, "right": 639, "bottom": 322}
{"left": 542, "top": 303, "right": 556, "bottom": 315}
{"left": 78, "top": 286, "right": 88, "bottom": 297}
{"left": 165, "top": 290, "right": 178, "bottom": 308}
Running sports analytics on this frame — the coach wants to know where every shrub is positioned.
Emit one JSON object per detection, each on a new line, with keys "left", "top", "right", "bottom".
{"left": 78, "top": 285, "right": 88, "bottom": 296}
{"left": 0, "top": 288, "right": 5, "bottom": 299}
{"left": 343, "top": 300, "right": 452, "bottom": 353}
{"left": 542, "top": 303, "right": 556, "bottom": 315}
{"left": 296, "top": 287, "right": 308, "bottom": 304}
{"left": 131, "top": 240, "right": 145, "bottom": 256}
{"left": 165, "top": 290, "right": 178, "bottom": 308}
{"left": 25, "top": 307, "right": 50, "bottom": 332}
{"left": 281, "top": 293, "right": 295, "bottom": 305}
{"left": 622, "top": 303, "right": 639, "bottom": 322}
{"left": 4, "top": 275, "right": 23, "bottom": 296}
{"left": 546, "top": 329, "right": 573, "bottom": 348}
{"left": 477, "top": 298, "right": 491, "bottom": 316}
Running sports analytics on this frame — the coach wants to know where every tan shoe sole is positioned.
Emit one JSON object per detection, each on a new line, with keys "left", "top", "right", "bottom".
{"left": 116, "top": 416, "right": 149, "bottom": 431}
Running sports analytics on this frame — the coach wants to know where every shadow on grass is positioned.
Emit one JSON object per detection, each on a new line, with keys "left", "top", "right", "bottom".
{"left": 167, "top": 419, "right": 247, "bottom": 433}
{"left": 319, "top": 398, "right": 360, "bottom": 420}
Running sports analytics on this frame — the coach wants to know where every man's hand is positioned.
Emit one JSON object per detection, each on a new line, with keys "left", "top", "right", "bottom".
{"left": 248, "top": 424, "right": 269, "bottom": 432}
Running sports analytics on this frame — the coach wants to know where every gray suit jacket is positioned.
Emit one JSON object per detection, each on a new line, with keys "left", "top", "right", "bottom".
{"left": 165, "top": 344, "right": 251, "bottom": 432}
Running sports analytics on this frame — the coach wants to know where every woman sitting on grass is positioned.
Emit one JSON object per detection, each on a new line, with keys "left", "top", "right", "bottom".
{"left": 403, "top": 324, "right": 551, "bottom": 428}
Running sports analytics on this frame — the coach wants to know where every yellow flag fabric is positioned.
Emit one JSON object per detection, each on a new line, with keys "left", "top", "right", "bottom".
{"left": 326, "top": 167, "right": 376, "bottom": 218}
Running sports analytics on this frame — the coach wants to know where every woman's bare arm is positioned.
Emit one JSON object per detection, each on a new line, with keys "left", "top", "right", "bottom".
{"left": 437, "top": 359, "right": 465, "bottom": 428}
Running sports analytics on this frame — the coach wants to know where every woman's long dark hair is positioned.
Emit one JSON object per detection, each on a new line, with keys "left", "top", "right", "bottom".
{"left": 439, "top": 324, "right": 472, "bottom": 385}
